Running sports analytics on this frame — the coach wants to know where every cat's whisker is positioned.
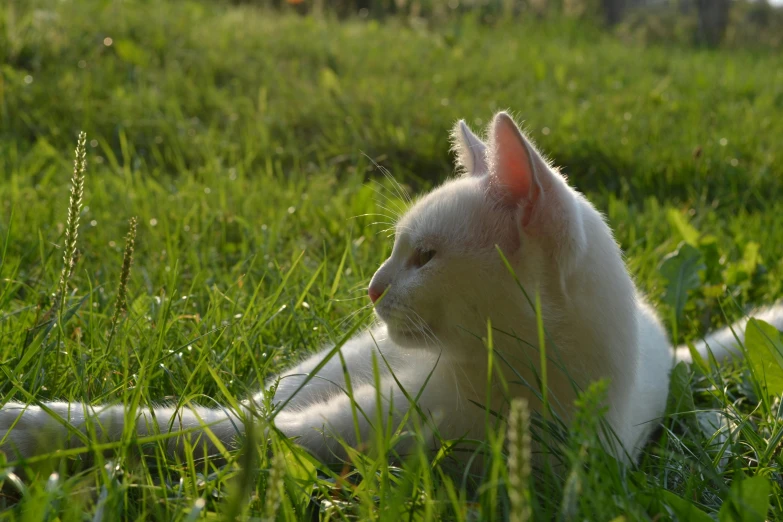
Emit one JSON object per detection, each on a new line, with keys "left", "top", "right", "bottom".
{"left": 400, "top": 311, "right": 422, "bottom": 342}
{"left": 342, "top": 299, "right": 373, "bottom": 312}
{"left": 388, "top": 223, "right": 414, "bottom": 234}
{"left": 368, "top": 181, "right": 407, "bottom": 219}
{"left": 336, "top": 287, "right": 370, "bottom": 297}
{"left": 336, "top": 304, "right": 374, "bottom": 329}
{"left": 374, "top": 222, "right": 413, "bottom": 239}
{"left": 374, "top": 160, "right": 412, "bottom": 205}
{"left": 362, "top": 152, "right": 410, "bottom": 205}
{"left": 403, "top": 306, "right": 436, "bottom": 337}
{"left": 372, "top": 226, "right": 397, "bottom": 238}
{"left": 452, "top": 363, "right": 478, "bottom": 411}
{"left": 401, "top": 308, "right": 439, "bottom": 347}
{"left": 367, "top": 185, "right": 403, "bottom": 211}
{"left": 369, "top": 221, "right": 398, "bottom": 228}
{"left": 408, "top": 315, "right": 434, "bottom": 344}
{"left": 350, "top": 213, "right": 398, "bottom": 222}
{"left": 331, "top": 295, "right": 369, "bottom": 302}
{"left": 368, "top": 179, "right": 402, "bottom": 208}
{"left": 369, "top": 199, "right": 405, "bottom": 225}
{"left": 373, "top": 202, "right": 404, "bottom": 223}
{"left": 377, "top": 226, "right": 398, "bottom": 238}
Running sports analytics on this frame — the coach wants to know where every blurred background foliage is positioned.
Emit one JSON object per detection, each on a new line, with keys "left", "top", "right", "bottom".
{"left": 222, "top": 0, "right": 783, "bottom": 48}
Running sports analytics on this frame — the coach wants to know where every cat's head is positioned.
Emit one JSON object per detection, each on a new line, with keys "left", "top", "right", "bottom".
{"left": 368, "top": 112, "right": 625, "bottom": 352}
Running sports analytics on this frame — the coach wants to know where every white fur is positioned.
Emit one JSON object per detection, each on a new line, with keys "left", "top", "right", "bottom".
{"left": 2, "top": 112, "right": 783, "bottom": 466}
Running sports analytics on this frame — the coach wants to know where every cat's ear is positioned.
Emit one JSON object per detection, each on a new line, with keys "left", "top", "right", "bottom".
{"left": 487, "top": 112, "right": 586, "bottom": 267}
{"left": 487, "top": 112, "right": 547, "bottom": 213}
{"left": 451, "top": 120, "right": 488, "bottom": 176}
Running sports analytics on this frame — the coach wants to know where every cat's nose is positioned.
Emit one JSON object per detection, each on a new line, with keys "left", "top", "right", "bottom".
{"left": 368, "top": 284, "right": 386, "bottom": 304}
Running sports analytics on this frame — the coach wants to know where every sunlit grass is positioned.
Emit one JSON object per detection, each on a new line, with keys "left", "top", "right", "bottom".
{"left": 0, "top": 0, "right": 781, "bottom": 520}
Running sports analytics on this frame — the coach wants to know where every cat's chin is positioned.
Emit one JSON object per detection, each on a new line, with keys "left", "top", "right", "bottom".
{"left": 374, "top": 306, "right": 439, "bottom": 347}
{"left": 386, "top": 328, "right": 422, "bottom": 347}
{"left": 383, "top": 322, "right": 437, "bottom": 348}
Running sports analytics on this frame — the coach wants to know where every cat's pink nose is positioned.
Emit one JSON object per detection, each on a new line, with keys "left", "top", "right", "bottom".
{"left": 369, "top": 284, "right": 386, "bottom": 304}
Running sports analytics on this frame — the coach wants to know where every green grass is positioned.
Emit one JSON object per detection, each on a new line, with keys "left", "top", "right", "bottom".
{"left": 1, "top": 0, "right": 783, "bottom": 519}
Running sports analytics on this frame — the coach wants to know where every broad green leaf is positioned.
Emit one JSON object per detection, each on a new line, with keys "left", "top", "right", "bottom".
{"left": 686, "top": 340, "right": 709, "bottom": 372}
{"left": 659, "top": 243, "right": 705, "bottom": 323}
{"left": 667, "top": 209, "right": 700, "bottom": 246}
{"left": 719, "top": 475, "right": 770, "bottom": 522}
{"left": 281, "top": 446, "right": 318, "bottom": 508}
{"left": 661, "top": 490, "right": 713, "bottom": 522}
{"left": 666, "top": 362, "right": 698, "bottom": 430}
{"left": 744, "top": 319, "right": 783, "bottom": 396}
{"left": 695, "top": 410, "right": 730, "bottom": 446}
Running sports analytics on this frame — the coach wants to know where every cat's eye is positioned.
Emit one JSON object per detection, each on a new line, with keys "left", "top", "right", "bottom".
{"left": 411, "top": 248, "right": 436, "bottom": 268}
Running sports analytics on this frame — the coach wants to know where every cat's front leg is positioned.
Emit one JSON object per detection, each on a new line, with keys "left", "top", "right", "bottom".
{"left": 0, "top": 401, "right": 243, "bottom": 462}
{"left": 271, "top": 377, "right": 423, "bottom": 463}
{"left": 265, "top": 337, "right": 464, "bottom": 462}
{"left": 260, "top": 327, "right": 395, "bottom": 412}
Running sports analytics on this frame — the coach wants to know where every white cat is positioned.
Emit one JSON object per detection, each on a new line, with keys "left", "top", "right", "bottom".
{"left": 2, "top": 112, "right": 782, "bottom": 467}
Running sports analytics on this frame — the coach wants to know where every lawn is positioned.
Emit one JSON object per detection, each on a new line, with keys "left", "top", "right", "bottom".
{"left": 1, "top": 0, "right": 782, "bottom": 519}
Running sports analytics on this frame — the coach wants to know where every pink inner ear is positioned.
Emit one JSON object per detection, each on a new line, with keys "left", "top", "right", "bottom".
{"left": 493, "top": 116, "right": 536, "bottom": 205}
